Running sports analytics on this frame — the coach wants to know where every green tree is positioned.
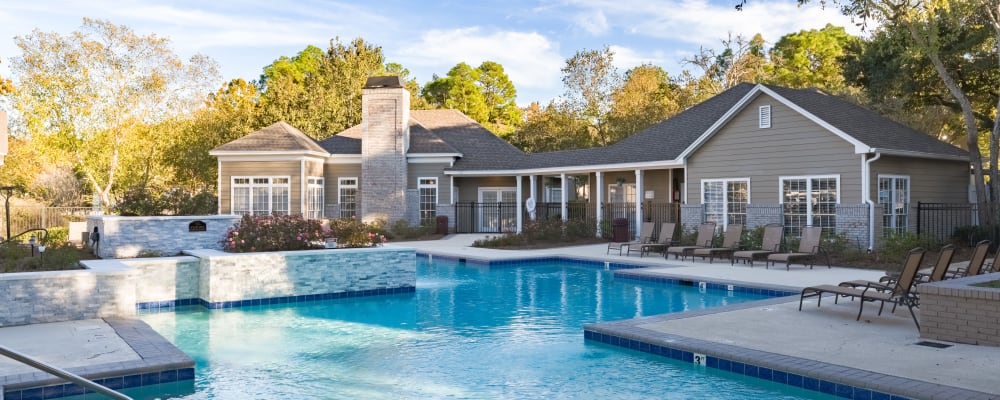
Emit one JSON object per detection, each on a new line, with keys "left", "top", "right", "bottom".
{"left": 606, "top": 64, "right": 682, "bottom": 142}
{"left": 422, "top": 62, "right": 488, "bottom": 121}
{"left": 561, "top": 46, "right": 621, "bottom": 146}
{"left": 383, "top": 62, "right": 430, "bottom": 109}
{"left": 476, "top": 61, "right": 523, "bottom": 134}
{"left": 511, "top": 102, "right": 591, "bottom": 152}
{"left": 9, "top": 18, "right": 220, "bottom": 208}
{"left": 769, "top": 24, "right": 859, "bottom": 91}
{"left": 685, "top": 33, "right": 770, "bottom": 94}
{"left": 257, "top": 37, "right": 386, "bottom": 139}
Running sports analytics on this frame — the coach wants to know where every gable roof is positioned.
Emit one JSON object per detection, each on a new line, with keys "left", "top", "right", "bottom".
{"left": 411, "top": 110, "right": 528, "bottom": 170}
{"left": 210, "top": 121, "right": 327, "bottom": 154}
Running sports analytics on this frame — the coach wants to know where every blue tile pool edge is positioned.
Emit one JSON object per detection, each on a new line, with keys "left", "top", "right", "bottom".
{"left": 583, "top": 305, "right": 996, "bottom": 400}
{"left": 136, "top": 285, "right": 417, "bottom": 311}
{"left": 1, "top": 319, "right": 195, "bottom": 400}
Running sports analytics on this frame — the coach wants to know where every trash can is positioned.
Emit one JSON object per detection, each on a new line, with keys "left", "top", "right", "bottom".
{"left": 435, "top": 215, "right": 449, "bottom": 235}
{"left": 612, "top": 218, "right": 629, "bottom": 242}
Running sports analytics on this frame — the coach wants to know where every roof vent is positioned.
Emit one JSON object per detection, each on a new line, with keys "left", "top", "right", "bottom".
{"left": 364, "top": 76, "right": 404, "bottom": 89}
{"left": 759, "top": 105, "right": 771, "bottom": 128}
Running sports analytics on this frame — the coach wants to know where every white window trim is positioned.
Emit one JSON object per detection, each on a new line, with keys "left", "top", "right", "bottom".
{"left": 230, "top": 175, "right": 291, "bottom": 216}
{"left": 307, "top": 176, "right": 324, "bottom": 219}
{"left": 777, "top": 175, "right": 841, "bottom": 205}
{"left": 878, "top": 174, "right": 910, "bottom": 232}
{"left": 759, "top": 105, "right": 771, "bottom": 128}
{"left": 607, "top": 183, "right": 637, "bottom": 203}
{"left": 337, "top": 177, "right": 358, "bottom": 204}
{"left": 701, "top": 178, "right": 751, "bottom": 228}
{"left": 418, "top": 177, "right": 439, "bottom": 204}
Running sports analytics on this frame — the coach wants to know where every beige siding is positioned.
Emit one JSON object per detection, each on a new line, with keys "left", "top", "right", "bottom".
{"left": 455, "top": 177, "right": 518, "bottom": 202}
{"left": 686, "top": 96, "right": 862, "bottom": 204}
{"left": 870, "top": 156, "right": 969, "bottom": 204}
{"left": 407, "top": 163, "right": 452, "bottom": 204}
{"left": 324, "top": 163, "right": 363, "bottom": 206}
{"left": 218, "top": 161, "right": 303, "bottom": 214}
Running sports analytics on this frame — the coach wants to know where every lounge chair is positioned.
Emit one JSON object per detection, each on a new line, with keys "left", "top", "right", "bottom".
{"left": 607, "top": 222, "right": 654, "bottom": 256}
{"left": 799, "top": 248, "right": 926, "bottom": 329}
{"left": 766, "top": 226, "right": 830, "bottom": 270}
{"left": 666, "top": 222, "right": 717, "bottom": 260}
{"left": 948, "top": 240, "right": 992, "bottom": 278}
{"left": 840, "top": 244, "right": 956, "bottom": 290}
{"left": 692, "top": 224, "right": 743, "bottom": 263}
{"left": 731, "top": 223, "right": 783, "bottom": 267}
{"left": 633, "top": 222, "right": 676, "bottom": 257}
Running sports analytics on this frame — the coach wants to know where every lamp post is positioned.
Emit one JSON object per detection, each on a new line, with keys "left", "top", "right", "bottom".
{"left": 1, "top": 185, "right": 15, "bottom": 241}
{"left": 28, "top": 234, "right": 36, "bottom": 257}
{"left": 38, "top": 243, "right": 45, "bottom": 269}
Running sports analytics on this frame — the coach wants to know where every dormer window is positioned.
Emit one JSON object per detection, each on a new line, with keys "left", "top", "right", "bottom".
{"left": 759, "top": 105, "right": 771, "bottom": 128}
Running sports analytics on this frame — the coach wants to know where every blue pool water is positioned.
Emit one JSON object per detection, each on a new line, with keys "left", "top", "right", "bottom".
{"left": 128, "top": 257, "right": 833, "bottom": 399}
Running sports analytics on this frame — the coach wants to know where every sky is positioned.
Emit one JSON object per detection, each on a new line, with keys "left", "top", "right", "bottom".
{"left": 0, "top": 0, "right": 865, "bottom": 107}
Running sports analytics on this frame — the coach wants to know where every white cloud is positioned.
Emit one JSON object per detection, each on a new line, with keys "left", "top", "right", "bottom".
{"left": 574, "top": 10, "right": 610, "bottom": 35}
{"left": 395, "top": 27, "right": 565, "bottom": 94}
{"left": 608, "top": 45, "right": 670, "bottom": 71}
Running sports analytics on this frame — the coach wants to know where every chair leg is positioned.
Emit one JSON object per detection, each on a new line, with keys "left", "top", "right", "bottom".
{"left": 856, "top": 299, "right": 866, "bottom": 321}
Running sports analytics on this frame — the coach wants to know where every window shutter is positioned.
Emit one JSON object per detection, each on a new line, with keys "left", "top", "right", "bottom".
{"left": 759, "top": 105, "right": 771, "bottom": 128}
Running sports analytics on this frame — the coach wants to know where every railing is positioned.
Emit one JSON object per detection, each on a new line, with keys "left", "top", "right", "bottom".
{"left": 454, "top": 202, "right": 518, "bottom": 233}
{"left": 917, "top": 202, "right": 981, "bottom": 244}
{"left": 0, "top": 345, "right": 132, "bottom": 400}
{"left": 1, "top": 206, "right": 98, "bottom": 239}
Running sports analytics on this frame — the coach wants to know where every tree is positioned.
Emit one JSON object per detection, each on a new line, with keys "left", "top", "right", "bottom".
{"left": 9, "top": 18, "right": 220, "bottom": 208}
{"left": 383, "top": 62, "right": 430, "bottom": 110}
{"left": 605, "top": 64, "right": 681, "bottom": 142}
{"left": 476, "top": 61, "right": 523, "bottom": 135}
{"left": 257, "top": 37, "right": 386, "bottom": 139}
{"left": 769, "top": 24, "right": 859, "bottom": 91}
{"left": 421, "top": 61, "right": 522, "bottom": 136}
{"left": 685, "top": 33, "right": 770, "bottom": 94}
{"left": 511, "top": 102, "right": 591, "bottom": 152}
{"left": 0, "top": 57, "right": 13, "bottom": 96}
{"left": 561, "top": 46, "right": 621, "bottom": 146}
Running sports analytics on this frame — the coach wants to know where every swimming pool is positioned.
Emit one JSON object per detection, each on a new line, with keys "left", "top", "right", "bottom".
{"left": 127, "top": 257, "right": 834, "bottom": 399}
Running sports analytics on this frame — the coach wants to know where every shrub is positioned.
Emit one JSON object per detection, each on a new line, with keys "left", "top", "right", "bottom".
{"left": 389, "top": 219, "right": 436, "bottom": 240}
{"left": 221, "top": 214, "right": 325, "bottom": 253}
{"left": 327, "top": 218, "right": 387, "bottom": 248}
{"left": 951, "top": 225, "right": 993, "bottom": 246}
{"left": 877, "top": 231, "right": 934, "bottom": 264}
{"left": 472, "top": 219, "right": 600, "bottom": 248}
{"left": 43, "top": 227, "right": 69, "bottom": 247}
{"left": 739, "top": 226, "right": 765, "bottom": 251}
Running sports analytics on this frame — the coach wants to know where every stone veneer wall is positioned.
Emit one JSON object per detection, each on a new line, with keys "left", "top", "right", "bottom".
{"left": 187, "top": 247, "right": 416, "bottom": 305}
{"left": 919, "top": 273, "right": 1000, "bottom": 346}
{"left": 0, "top": 264, "right": 135, "bottom": 327}
{"left": 679, "top": 204, "right": 705, "bottom": 231}
{"left": 88, "top": 215, "right": 240, "bottom": 259}
{"left": 0, "top": 248, "right": 417, "bottom": 326}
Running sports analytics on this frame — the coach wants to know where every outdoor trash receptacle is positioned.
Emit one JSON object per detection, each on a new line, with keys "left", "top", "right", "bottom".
{"left": 612, "top": 218, "right": 629, "bottom": 242}
{"left": 436, "top": 215, "right": 449, "bottom": 235}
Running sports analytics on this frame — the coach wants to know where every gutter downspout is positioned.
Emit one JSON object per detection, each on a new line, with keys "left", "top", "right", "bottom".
{"left": 862, "top": 152, "right": 881, "bottom": 251}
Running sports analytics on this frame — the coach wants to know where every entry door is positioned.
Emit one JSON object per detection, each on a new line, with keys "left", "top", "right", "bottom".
{"left": 479, "top": 187, "right": 517, "bottom": 232}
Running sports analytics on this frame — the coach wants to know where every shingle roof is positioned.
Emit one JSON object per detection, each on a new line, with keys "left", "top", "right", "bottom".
{"left": 317, "top": 111, "right": 465, "bottom": 155}
{"left": 410, "top": 110, "right": 528, "bottom": 170}
{"left": 764, "top": 85, "right": 967, "bottom": 158}
{"left": 211, "top": 121, "right": 326, "bottom": 153}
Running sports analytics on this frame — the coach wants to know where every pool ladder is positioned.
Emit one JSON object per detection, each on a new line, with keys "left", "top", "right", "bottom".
{"left": 0, "top": 344, "right": 132, "bottom": 400}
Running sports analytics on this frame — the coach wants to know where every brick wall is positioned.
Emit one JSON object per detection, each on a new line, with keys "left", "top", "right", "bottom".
{"left": 361, "top": 87, "right": 410, "bottom": 224}
{"left": 919, "top": 273, "right": 1000, "bottom": 346}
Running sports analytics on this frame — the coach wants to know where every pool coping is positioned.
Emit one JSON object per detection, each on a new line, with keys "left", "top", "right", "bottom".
{"left": 1, "top": 319, "right": 195, "bottom": 400}
{"left": 418, "top": 251, "right": 998, "bottom": 400}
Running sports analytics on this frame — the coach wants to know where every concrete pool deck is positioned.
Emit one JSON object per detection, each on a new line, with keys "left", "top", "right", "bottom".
{"left": 0, "top": 234, "right": 997, "bottom": 399}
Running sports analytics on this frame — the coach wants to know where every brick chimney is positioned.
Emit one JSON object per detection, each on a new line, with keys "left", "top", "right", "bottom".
{"left": 0, "top": 111, "right": 7, "bottom": 166}
{"left": 360, "top": 76, "right": 409, "bottom": 223}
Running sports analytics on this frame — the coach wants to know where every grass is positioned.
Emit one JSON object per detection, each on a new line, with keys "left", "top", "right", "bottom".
{"left": 973, "top": 280, "right": 1000, "bottom": 289}
{"left": 0, "top": 243, "right": 90, "bottom": 273}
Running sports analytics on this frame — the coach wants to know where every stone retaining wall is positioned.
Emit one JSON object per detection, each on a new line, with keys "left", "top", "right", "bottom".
{"left": 0, "top": 247, "right": 417, "bottom": 327}
{"left": 87, "top": 215, "right": 240, "bottom": 259}
{"left": 919, "top": 273, "right": 1000, "bottom": 346}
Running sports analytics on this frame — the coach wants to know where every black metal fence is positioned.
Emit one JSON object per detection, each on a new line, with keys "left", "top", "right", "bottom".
{"left": 916, "top": 202, "right": 981, "bottom": 244}
{"left": 453, "top": 201, "right": 681, "bottom": 234}
{"left": 1, "top": 207, "right": 97, "bottom": 240}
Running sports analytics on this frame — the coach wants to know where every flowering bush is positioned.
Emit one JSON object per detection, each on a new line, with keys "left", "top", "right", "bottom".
{"left": 221, "top": 215, "right": 325, "bottom": 253}
{"left": 327, "top": 218, "right": 389, "bottom": 248}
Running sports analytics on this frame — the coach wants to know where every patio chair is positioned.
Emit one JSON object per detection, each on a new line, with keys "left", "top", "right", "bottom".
{"left": 840, "top": 244, "right": 956, "bottom": 290}
{"left": 765, "top": 226, "right": 830, "bottom": 270}
{"left": 607, "top": 222, "right": 655, "bottom": 256}
{"left": 666, "top": 222, "right": 717, "bottom": 261}
{"left": 798, "top": 248, "right": 926, "bottom": 329}
{"left": 948, "top": 240, "right": 992, "bottom": 278}
{"left": 692, "top": 224, "right": 744, "bottom": 263}
{"left": 731, "top": 224, "right": 783, "bottom": 267}
{"left": 632, "top": 222, "right": 676, "bottom": 257}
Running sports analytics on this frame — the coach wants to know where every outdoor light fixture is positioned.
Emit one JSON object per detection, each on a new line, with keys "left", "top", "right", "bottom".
{"left": 38, "top": 244, "right": 46, "bottom": 269}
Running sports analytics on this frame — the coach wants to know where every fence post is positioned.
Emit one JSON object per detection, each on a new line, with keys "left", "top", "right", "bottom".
{"left": 915, "top": 202, "right": 922, "bottom": 236}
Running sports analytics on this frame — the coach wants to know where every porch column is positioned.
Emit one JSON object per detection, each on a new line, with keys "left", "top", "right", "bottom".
{"left": 560, "top": 173, "right": 568, "bottom": 221}
{"left": 516, "top": 175, "right": 523, "bottom": 233}
{"left": 668, "top": 169, "right": 674, "bottom": 204}
{"left": 529, "top": 175, "right": 538, "bottom": 220}
{"left": 596, "top": 171, "right": 604, "bottom": 238}
{"left": 450, "top": 176, "right": 455, "bottom": 204}
{"left": 635, "top": 169, "right": 644, "bottom": 240}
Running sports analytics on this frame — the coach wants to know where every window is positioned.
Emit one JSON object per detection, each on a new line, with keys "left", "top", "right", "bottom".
{"left": 702, "top": 179, "right": 749, "bottom": 228}
{"left": 608, "top": 183, "right": 636, "bottom": 203}
{"left": 418, "top": 177, "right": 438, "bottom": 225}
{"left": 307, "top": 177, "right": 324, "bottom": 220}
{"left": 781, "top": 175, "right": 838, "bottom": 236}
{"left": 759, "top": 105, "right": 771, "bottom": 128}
{"left": 339, "top": 178, "right": 358, "bottom": 219}
{"left": 231, "top": 176, "right": 290, "bottom": 216}
{"left": 879, "top": 175, "right": 910, "bottom": 235}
